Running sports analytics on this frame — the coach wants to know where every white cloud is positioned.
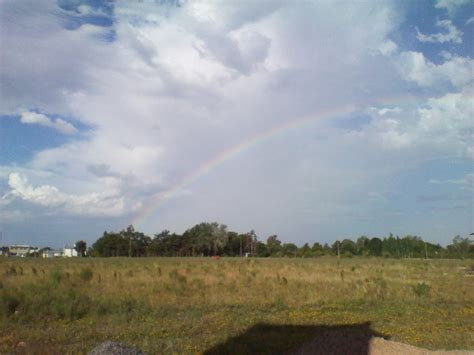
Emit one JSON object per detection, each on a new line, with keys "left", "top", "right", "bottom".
{"left": 0, "top": 0, "right": 112, "bottom": 115}
{"left": 435, "top": 0, "right": 472, "bottom": 15}
{"left": 20, "top": 111, "right": 77, "bottom": 134}
{"left": 429, "top": 173, "right": 474, "bottom": 185}
{"left": 429, "top": 173, "right": 474, "bottom": 192}
{"left": 58, "top": 4, "right": 109, "bottom": 18}
{"left": 377, "top": 107, "right": 402, "bottom": 115}
{"left": 76, "top": 5, "right": 108, "bottom": 17}
{"left": 378, "top": 40, "right": 398, "bottom": 56}
{"left": 4, "top": 173, "right": 139, "bottom": 217}
{"left": 466, "top": 17, "right": 474, "bottom": 25}
{"left": 397, "top": 51, "right": 473, "bottom": 88}
{"left": 1, "top": 0, "right": 472, "bottom": 244}
{"left": 416, "top": 20, "right": 463, "bottom": 44}
{"left": 364, "top": 91, "right": 473, "bottom": 158}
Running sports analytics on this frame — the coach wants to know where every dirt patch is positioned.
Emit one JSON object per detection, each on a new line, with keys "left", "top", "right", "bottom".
{"left": 292, "top": 337, "right": 474, "bottom": 355}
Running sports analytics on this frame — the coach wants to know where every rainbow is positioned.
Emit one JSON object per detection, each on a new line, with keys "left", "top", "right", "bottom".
{"left": 129, "top": 98, "right": 411, "bottom": 228}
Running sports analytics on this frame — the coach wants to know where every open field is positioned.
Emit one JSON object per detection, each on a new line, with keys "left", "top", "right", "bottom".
{"left": 1, "top": 257, "right": 473, "bottom": 353}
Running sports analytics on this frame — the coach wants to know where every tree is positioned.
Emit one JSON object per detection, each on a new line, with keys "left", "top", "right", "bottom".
{"left": 367, "top": 237, "right": 383, "bottom": 256}
{"left": 300, "top": 243, "right": 311, "bottom": 257}
{"left": 281, "top": 243, "right": 298, "bottom": 257}
{"left": 356, "top": 236, "right": 369, "bottom": 255}
{"left": 450, "top": 235, "right": 472, "bottom": 258}
{"left": 75, "top": 240, "right": 87, "bottom": 257}
{"left": 266, "top": 235, "right": 282, "bottom": 256}
{"left": 91, "top": 226, "right": 151, "bottom": 257}
{"left": 340, "top": 239, "right": 356, "bottom": 255}
{"left": 224, "top": 232, "right": 241, "bottom": 256}
{"left": 311, "top": 242, "right": 324, "bottom": 256}
{"left": 255, "top": 241, "right": 269, "bottom": 257}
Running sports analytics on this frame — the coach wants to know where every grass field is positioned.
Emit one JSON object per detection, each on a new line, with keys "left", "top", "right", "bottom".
{"left": 1, "top": 257, "right": 473, "bottom": 353}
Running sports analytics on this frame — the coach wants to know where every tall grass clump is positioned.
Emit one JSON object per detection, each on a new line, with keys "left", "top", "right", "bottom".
{"left": 78, "top": 267, "right": 93, "bottom": 282}
{"left": 0, "top": 290, "right": 22, "bottom": 317}
{"left": 412, "top": 282, "right": 431, "bottom": 298}
{"left": 50, "top": 269, "right": 64, "bottom": 286}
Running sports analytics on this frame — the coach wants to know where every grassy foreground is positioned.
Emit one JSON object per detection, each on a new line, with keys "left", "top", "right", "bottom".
{"left": 1, "top": 257, "right": 473, "bottom": 353}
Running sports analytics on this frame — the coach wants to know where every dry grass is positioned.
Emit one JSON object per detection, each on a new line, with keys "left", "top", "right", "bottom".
{"left": 0, "top": 257, "right": 473, "bottom": 353}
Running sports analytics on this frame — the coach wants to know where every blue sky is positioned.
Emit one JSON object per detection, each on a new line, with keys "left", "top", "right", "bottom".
{"left": 0, "top": 0, "right": 472, "bottom": 248}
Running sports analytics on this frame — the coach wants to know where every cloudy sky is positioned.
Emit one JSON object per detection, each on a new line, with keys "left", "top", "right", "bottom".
{"left": 0, "top": 0, "right": 473, "bottom": 248}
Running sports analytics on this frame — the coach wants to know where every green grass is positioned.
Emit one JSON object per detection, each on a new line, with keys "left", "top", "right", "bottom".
{"left": 0, "top": 257, "right": 473, "bottom": 353}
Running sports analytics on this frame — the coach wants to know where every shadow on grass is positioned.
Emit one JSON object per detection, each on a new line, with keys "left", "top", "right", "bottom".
{"left": 204, "top": 322, "right": 387, "bottom": 355}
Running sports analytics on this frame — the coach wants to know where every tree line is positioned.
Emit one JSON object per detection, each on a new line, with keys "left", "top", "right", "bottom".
{"left": 84, "top": 222, "right": 474, "bottom": 259}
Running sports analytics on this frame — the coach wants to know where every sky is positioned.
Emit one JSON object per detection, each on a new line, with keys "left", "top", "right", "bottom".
{"left": 0, "top": 0, "right": 473, "bottom": 248}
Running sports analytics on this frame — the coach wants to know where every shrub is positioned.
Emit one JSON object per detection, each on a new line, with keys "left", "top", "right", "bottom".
{"left": 412, "top": 282, "right": 431, "bottom": 297}
{"left": 0, "top": 291, "right": 22, "bottom": 317}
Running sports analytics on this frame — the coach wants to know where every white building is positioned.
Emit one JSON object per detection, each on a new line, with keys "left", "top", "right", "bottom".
{"left": 41, "top": 248, "right": 55, "bottom": 258}
{"left": 54, "top": 250, "right": 64, "bottom": 257}
{"left": 9, "top": 245, "right": 38, "bottom": 257}
{"left": 64, "top": 246, "right": 78, "bottom": 257}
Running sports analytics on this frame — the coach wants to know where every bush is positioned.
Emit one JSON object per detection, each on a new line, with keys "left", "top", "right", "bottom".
{"left": 412, "top": 282, "right": 431, "bottom": 297}
{"left": 0, "top": 291, "right": 22, "bottom": 317}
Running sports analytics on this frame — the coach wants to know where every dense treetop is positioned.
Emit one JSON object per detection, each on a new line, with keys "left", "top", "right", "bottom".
{"left": 89, "top": 223, "right": 474, "bottom": 259}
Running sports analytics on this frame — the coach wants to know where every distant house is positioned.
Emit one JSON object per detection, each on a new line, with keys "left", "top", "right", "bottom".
{"left": 9, "top": 245, "right": 38, "bottom": 257}
{"left": 40, "top": 247, "right": 55, "bottom": 258}
{"left": 64, "top": 246, "right": 78, "bottom": 257}
{"left": 0, "top": 246, "right": 9, "bottom": 257}
{"left": 54, "top": 250, "right": 64, "bottom": 257}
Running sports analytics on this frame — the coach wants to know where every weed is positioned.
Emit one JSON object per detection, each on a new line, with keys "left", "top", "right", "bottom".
{"left": 78, "top": 267, "right": 93, "bottom": 282}
{"left": 5, "top": 266, "right": 17, "bottom": 276}
{"left": 169, "top": 269, "right": 187, "bottom": 284}
{"left": 0, "top": 257, "right": 472, "bottom": 353}
{"left": 412, "top": 282, "right": 431, "bottom": 297}
{"left": 50, "top": 269, "right": 63, "bottom": 286}
{"left": 0, "top": 291, "right": 22, "bottom": 317}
